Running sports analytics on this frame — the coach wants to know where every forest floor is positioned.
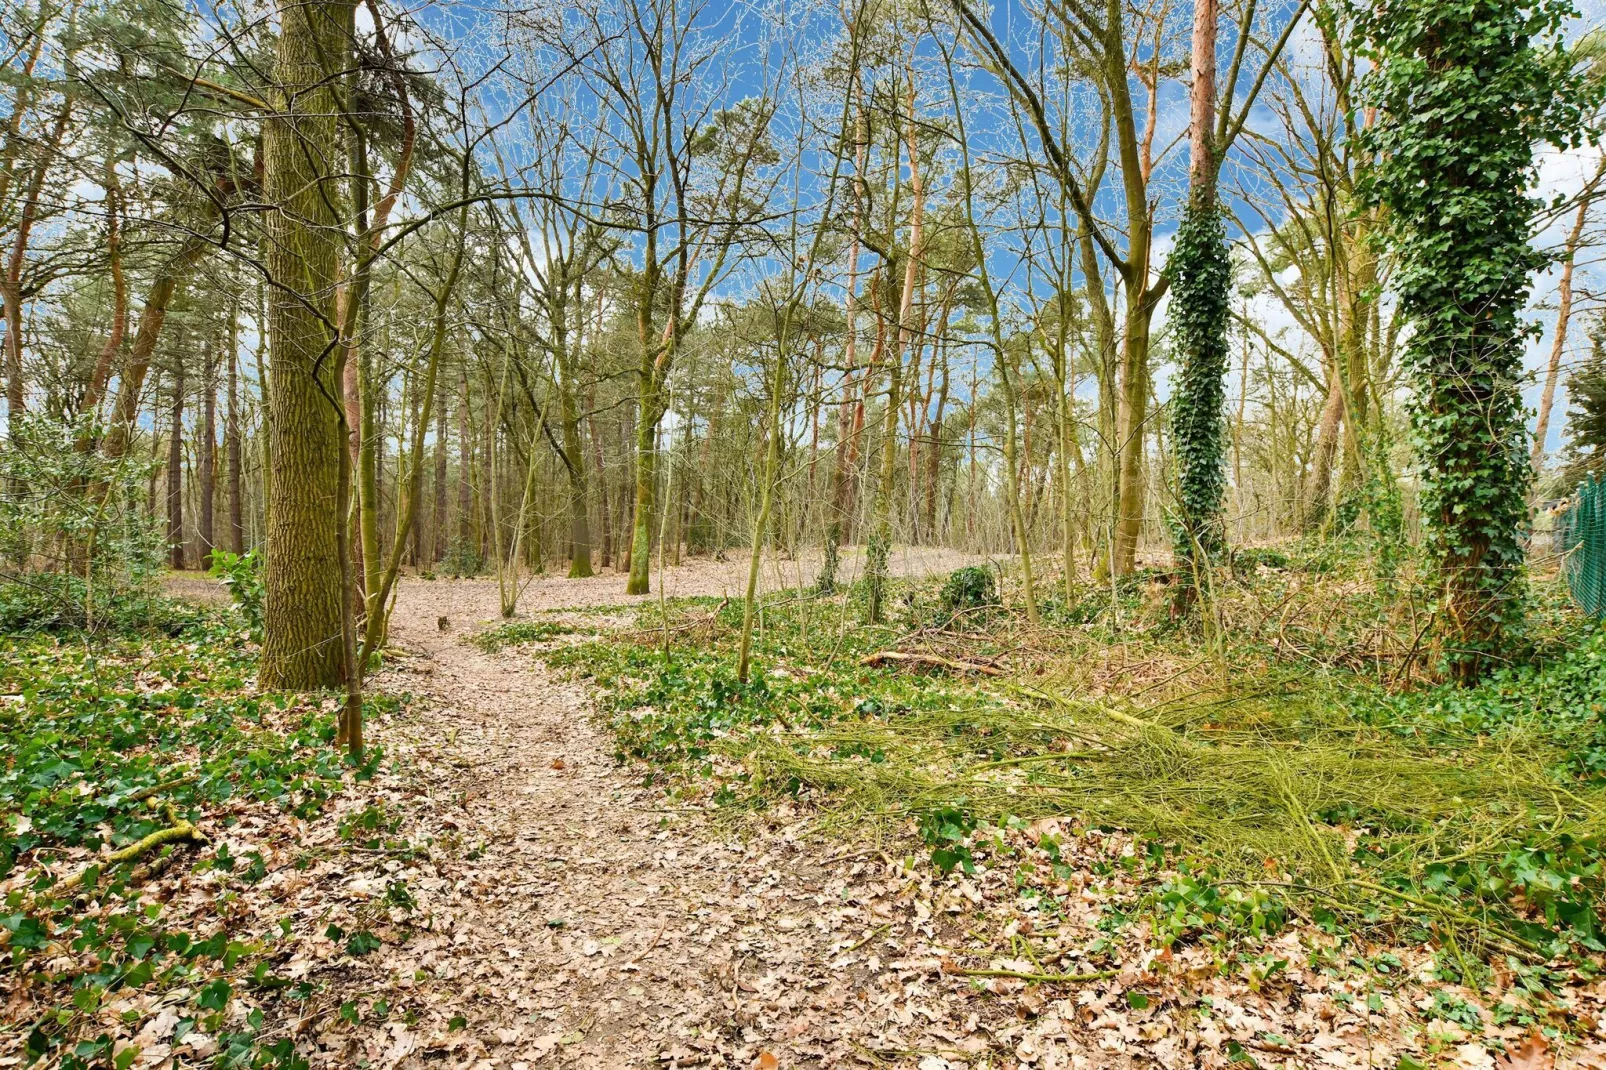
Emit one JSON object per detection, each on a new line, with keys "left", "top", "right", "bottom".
{"left": 7, "top": 554, "right": 1606, "bottom": 1070}
{"left": 289, "top": 556, "right": 1605, "bottom": 1070}
{"left": 351, "top": 551, "right": 1009, "bottom": 1069}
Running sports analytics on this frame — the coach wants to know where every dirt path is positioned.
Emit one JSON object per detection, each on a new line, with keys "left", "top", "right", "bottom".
{"left": 323, "top": 553, "right": 1075, "bottom": 1070}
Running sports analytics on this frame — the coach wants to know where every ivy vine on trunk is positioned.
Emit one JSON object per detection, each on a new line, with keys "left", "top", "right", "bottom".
{"left": 1353, "top": 0, "right": 1599, "bottom": 683}
{"left": 1168, "top": 199, "right": 1233, "bottom": 572}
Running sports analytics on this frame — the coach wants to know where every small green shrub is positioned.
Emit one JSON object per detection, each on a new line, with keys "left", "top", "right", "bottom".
{"left": 0, "top": 414, "right": 166, "bottom": 632}
{"left": 1229, "top": 547, "right": 1291, "bottom": 574}
{"left": 919, "top": 803, "right": 978, "bottom": 875}
{"left": 1145, "top": 871, "right": 1288, "bottom": 948}
{"left": 207, "top": 547, "right": 264, "bottom": 638}
{"left": 472, "top": 620, "right": 579, "bottom": 652}
{"left": 938, "top": 565, "right": 998, "bottom": 615}
{"left": 441, "top": 539, "right": 483, "bottom": 578}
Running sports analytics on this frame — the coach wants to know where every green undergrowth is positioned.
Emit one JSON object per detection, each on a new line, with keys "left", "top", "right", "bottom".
{"left": 468, "top": 619, "right": 578, "bottom": 652}
{"left": 0, "top": 606, "right": 379, "bottom": 1069}
{"left": 506, "top": 568, "right": 1606, "bottom": 977}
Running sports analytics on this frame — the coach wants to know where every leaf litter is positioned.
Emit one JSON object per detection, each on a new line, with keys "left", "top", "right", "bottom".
{"left": 5, "top": 553, "right": 1604, "bottom": 1069}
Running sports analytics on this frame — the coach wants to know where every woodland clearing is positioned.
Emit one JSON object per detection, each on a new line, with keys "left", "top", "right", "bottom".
{"left": 7, "top": 0, "right": 1606, "bottom": 1064}
{"left": 6, "top": 556, "right": 1605, "bottom": 1070}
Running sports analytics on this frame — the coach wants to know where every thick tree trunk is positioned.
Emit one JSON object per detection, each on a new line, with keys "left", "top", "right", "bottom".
{"left": 1305, "top": 360, "right": 1344, "bottom": 527}
{"left": 259, "top": 0, "right": 350, "bottom": 690}
{"left": 624, "top": 381, "right": 662, "bottom": 595}
{"left": 1112, "top": 301, "right": 1156, "bottom": 574}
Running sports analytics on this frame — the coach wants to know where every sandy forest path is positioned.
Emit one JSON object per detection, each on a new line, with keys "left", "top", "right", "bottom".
{"left": 333, "top": 550, "right": 1066, "bottom": 1070}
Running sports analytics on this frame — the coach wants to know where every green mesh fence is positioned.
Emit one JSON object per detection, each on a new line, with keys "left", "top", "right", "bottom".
{"left": 1560, "top": 474, "right": 1606, "bottom": 619}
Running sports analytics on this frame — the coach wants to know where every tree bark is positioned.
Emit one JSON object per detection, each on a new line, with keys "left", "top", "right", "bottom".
{"left": 867, "top": 71, "right": 926, "bottom": 623}
{"left": 227, "top": 306, "right": 244, "bottom": 554}
{"left": 259, "top": 0, "right": 351, "bottom": 689}
{"left": 456, "top": 365, "right": 473, "bottom": 554}
{"left": 588, "top": 380, "right": 612, "bottom": 568}
{"left": 167, "top": 363, "right": 185, "bottom": 571}
{"left": 432, "top": 377, "right": 447, "bottom": 562}
{"left": 82, "top": 159, "right": 126, "bottom": 420}
{"left": 3, "top": 98, "right": 72, "bottom": 429}
{"left": 199, "top": 345, "right": 217, "bottom": 559}
{"left": 102, "top": 235, "right": 212, "bottom": 459}
{"left": 1532, "top": 189, "right": 1592, "bottom": 480}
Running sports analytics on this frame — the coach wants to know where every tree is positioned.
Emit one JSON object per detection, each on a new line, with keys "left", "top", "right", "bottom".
{"left": 1355, "top": 0, "right": 1598, "bottom": 681}
{"left": 258, "top": 0, "right": 350, "bottom": 690}
{"left": 1563, "top": 318, "right": 1606, "bottom": 480}
{"left": 1168, "top": 0, "right": 1232, "bottom": 578}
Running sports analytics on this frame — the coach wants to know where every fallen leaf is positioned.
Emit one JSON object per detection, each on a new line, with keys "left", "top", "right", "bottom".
{"left": 1496, "top": 1032, "right": 1554, "bottom": 1070}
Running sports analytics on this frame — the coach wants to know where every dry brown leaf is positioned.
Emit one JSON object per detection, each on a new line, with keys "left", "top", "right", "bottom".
{"left": 756, "top": 1052, "right": 779, "bottom": 1070}
{"left": 1495, "top": 1032, "right": 1554, "bottom": 1070}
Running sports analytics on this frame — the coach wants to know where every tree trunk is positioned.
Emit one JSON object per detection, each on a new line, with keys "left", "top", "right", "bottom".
{"left": 456, "top": 366, "right": 473, "bottom": 554}
{"left": 1169, "top": 0, "right": 1232, "bottom": 581}
{"left": 227, "top": 309, "right": 244, "bottom": 554}
{"left": 199, "top": 346, "right": 217, "bottom": 560}
{"left": 589, "top": 384, "right": 612, "bottom": 568}
{"left": 101, "top": 236, "right": 211, "bottom": 460}
{"left": 431, "top": 379, "right": 448, "bottom": 563}
{"left": 82, "top": 158, "right": 126, "bottom": 420}
{"left": 867, "top": 74, "right": 926, "bottom": 622}
{"left": 168, "top": 363, "right": 186, "bottom": 571}
{"left": 259, "top": 0, "right": 350, "bottom": 689}
{"left": 1532, "top": 189, "right": 1591, "bottom": 480}
{"left": 1305, "top": 360, "right": 1344, "bottom": 527}
{"left": 625, "top": 381, "right": 662, "bottom": 594}
{"left": 558, "top": 324, "right": 594, "bottom": 577}
{"left": 2, "top": 98, "right": 72, "bottom": 430}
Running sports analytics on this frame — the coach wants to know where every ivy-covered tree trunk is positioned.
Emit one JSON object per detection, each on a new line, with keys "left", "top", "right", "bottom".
{"left": 259, "top": 0, "right": 350, "bottom": 689}
{"left": 1170, "top": 0, "right": 1230, "bottom": 578}
{"left": 1169, "top": 203, "right": 1231, "bottom": 568}
{"left": 1356, "top": 0, "right": 1595, "bottom": 682}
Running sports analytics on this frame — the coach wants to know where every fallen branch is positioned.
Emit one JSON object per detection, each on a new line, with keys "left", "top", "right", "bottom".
{"left": 942, "top": 962, "right": 1117, "bottom": 984}
{"left": 859, "top": 651, "right": 1004, "bottom": 676}
{"left": 57, "top": 803, "right": 206, "bottom": 894}
{"left": 127, "top": 774, "right": 196, "bottom": 803}
{"left": 840, "top": 924, "right": 891, "bottom": 956}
